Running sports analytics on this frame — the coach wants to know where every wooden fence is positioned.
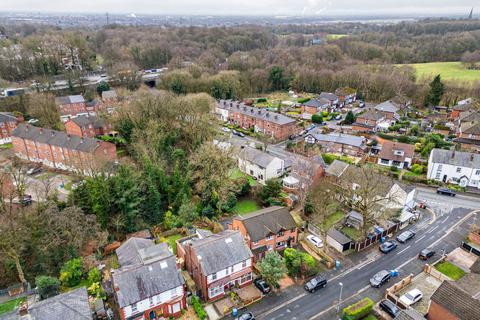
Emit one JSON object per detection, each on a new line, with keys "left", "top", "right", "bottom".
{"left": 350, "top": 222, "right": 401, "bottom": 252}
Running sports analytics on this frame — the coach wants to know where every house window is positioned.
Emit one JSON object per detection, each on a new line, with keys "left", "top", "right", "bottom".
{"left": 240, "top": 272, "right": 252, "bottom": 284}
{"left": 149, "top": 297, "right": 154, "bottom": 306}
{"left": 208, "top": 285, "right": 224, "bottom": 298}
{"left": 172, "top": 302, "right": 180, "bottom": 314}
{"left": 131, "top": 303, "right": 138, "bottom": 313}
{"left": 476, "top": 170, "right": 480, "bottom": 176}
{"left": 456, "top": 167, "right": 462, "bottom": 173}
{"left": 266, "top": 235, "right": 273, "bottom": 241}
{"left": 242, "top": 260, "right": 247, "bottom": 268}
{"left": 380, "top": 159, "right": 389, "bottom": 165}
{"left": 211, "top": 273, "right": 217, "bottom": 281}
{"left": 278, "top": 231, "right": 284, "bottom": 237}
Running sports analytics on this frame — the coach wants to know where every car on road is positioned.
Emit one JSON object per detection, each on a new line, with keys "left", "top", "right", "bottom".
{"left": 232, "top": 129, "right": 245, "bottom": 137}
{"left": 306, "top": 235, "right": 324, "bottom": 248}
{"left": 238, "top": 312, "right": 255, "bottom": 320}
{"left": 419, "top": 249, "right": 436, "bottom": 260}
{"left": 399, "top": 288, "right": 423, "bottom": 306}
{"left": 370, "top": 270, "right": 391, "bottom": 288}
{"left": 222, "top": 127, "right": 231, "bottom": 133}
{"left": 379, "top": 299, "right": 400, "bottom": 318}
{"left": 396, "top": 230, "right": 415, "bottom": 243}
{"left": 379, "top": 240, "right": 398, "bottom": 254}
{"left": 304, "top": 275, "right": 327, "bottom": 293}
{"left": 254, "top": 278, "right": 271, "bottom": 294}
{"left": 436, "top": 188, "right": 456, "bottom": 197}
{"left": 26, "top": 166, "right": 42, "bottom": 175}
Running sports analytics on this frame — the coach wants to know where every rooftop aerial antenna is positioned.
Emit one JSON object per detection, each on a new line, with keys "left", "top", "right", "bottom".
{"left": 468, "top": 8, "right": 473, "bottom": 19}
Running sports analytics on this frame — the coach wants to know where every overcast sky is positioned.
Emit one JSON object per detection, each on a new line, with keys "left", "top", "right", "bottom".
{"left": 0, "top": 0, "right": 477, "bottom": 16}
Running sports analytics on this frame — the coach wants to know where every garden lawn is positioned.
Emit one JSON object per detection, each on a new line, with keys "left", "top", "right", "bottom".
{"left": 164, "top": 234, "right": 183, "bottom": 255}
{"left": 321, "top": 211, "right": 345, "bottom": 232}
{"left": 341, "top": 227, "right": 363, "bottom": 241}
{"left": 233, "top": 199, "right": 260, "bottom": 215}
{"left": 0, "top": 297, "right": 26, "bottom": 315}
{"left": 435, "top": 261, "right": 465, "bottom": 280}
{"left": 404, "top": 61, "right": 480, "bottom": 84}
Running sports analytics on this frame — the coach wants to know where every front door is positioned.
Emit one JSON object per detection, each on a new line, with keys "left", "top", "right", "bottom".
{"left": 149, "top": 310, "right": 156, "bottom": 320}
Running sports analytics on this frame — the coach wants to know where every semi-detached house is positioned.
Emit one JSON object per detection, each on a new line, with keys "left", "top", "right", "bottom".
{"left": 238, "top": 146, "right": 285, "bottom": 184}
{"left": 0, "top": 112, "right": 22, "bottom": 145}
{"left": 427, "top": 148, "right": 480, "bottom": 188}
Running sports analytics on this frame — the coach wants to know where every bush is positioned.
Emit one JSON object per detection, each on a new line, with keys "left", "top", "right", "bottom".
{"left": 36, "top": 276, "right": 60, "bottom": 300}
{"left": 321, "top": 153, "right": 336, "bottom": 165}
{"left": 342, "top": 297, "right": 374, "bottom": 320}
{"left": 312, "top": 114, "right": 323, "bottom": 124}
{"left": 59, "top": 258, "right": 83, "bottom": 287}
{"left": 87, "top": 268, "right": 102, "bottom": 285}
{"left": 256, "top": 97, "right": 267, "bottom": 103}
{"left": 411, "top": 164, "right": 425, "bottom": 174}
{"left": 87, "top": 282, "right": 106, "bottom": 300}
{"left": 297, "top": 97, "right": 311, "bottom": 104}
{"left": 192, "top": 295, "right": 207, "bottom": 320}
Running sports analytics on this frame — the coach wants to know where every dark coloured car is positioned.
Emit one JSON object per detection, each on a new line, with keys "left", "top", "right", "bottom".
{"left": 26, "top": 166, "right": 42, "bottom": 175}
{"left": 238, "top": 312, "right": 255, "bottom": 320}
{"left": 436, "top": 188, "right": 456, "bottom": 197}
{"left": 370, "top": 270, "right": 391, "bottom": 288}
{"left": 396, "top": 230, "right": 416, "bottom": 243}
{"left": 254, "top": 278, "right": 271, "bottom": 294}
{"left": 379, "top": 299, "right": 400, "bottom": 318}
{"left": 379, "top": 240, "right": 398, "bottom": 254}
{"left": 304, "top": 275, "right": 327, "bottom": 293}
{"left": 232, "top": 130, "right": 245, "bottom": 137}
{"left": 419, "top": 249, "right": 436, "bottom": 260}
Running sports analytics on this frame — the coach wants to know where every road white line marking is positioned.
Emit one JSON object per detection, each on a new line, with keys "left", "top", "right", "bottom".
{"left": 397, "top": 246, "right": 411, "bottom": 255}
{"left": 429, "top": 226, "right": 438, "bottom": 232}
{"left": 396, "top": 256, "right": 416, "bottom": 270}
{"left": 441, "top": 217, "right": 449, "bottom": 224}
{"left": 415, "top": 235, "right": 426, "bottom": 243}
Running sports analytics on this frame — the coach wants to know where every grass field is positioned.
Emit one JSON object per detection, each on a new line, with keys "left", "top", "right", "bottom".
{"left": 326, "top": 34, "right": 348, "bottom": 40}
{"left": 0, "top": 297, "right": 26, "bottom": 315}
{"left": 233, "top": 199, "right": 260, "bottom": 215}
{"left": 403, "top": 61, "right": 480, "bottom": 84}
{"left": 435, "top": 261, "right": 465, "bottom": 280}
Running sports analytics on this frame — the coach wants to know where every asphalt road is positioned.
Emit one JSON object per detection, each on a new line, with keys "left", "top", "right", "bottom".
{"left": 244, "top": 190, "right": 480, "bottom": 320}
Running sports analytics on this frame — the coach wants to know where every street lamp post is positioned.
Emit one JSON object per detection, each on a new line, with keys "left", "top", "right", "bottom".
{"left": 336, "top": 282, "right": 344, "bottom": 314}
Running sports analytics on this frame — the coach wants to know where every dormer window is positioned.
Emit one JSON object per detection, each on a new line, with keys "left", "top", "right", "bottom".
{"left": 393, "top": 150, "right": 404, "bottom": 156}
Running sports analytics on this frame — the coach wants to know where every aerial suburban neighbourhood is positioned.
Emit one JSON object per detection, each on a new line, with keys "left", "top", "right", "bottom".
{"left": 1, "top": 2, "right": 480, "bottom": 320}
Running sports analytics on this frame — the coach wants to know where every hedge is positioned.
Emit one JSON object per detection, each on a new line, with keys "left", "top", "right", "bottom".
{"left": 192, "top": 296, "right": 207, "bottom": 320}
{"left": 342, "top": 297, "right": 374, "bottom": 320}
{"left": 256, "top": 97, "right": 267, "bottom": 103}
{"left": 298, "top": 97, "right": 311, "bottom": 104}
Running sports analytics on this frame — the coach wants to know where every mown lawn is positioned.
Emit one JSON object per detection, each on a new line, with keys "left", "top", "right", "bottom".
{"left": 341, "top": 227, "right": 363, "bottom": 241}
{"left": 0, "top": 297, "right": 26, "bottom": 315}
{"left": 435, "top": 261, "right": 465, "bottom": 280}
{"left": 233, "top": 199, "right": 260, "bottom": 215}
{"left": 164, "top": 234, "right": 183, "bottom": 255}
{"left": 321, "top": 211, "right": 345, "bottom": 232}
{"left": 326, "top": 34, "right": 348, "bottom": 40}
{"left": 229, "top": 168, "right": 257, "bottom": 186}
{"left": 403, "top": 61, "right": 480, "bottom": 84}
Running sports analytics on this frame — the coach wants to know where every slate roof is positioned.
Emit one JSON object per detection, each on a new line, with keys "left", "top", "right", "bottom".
{"left": 303, "top": 98, "right": 330, "bottom": 108}
{"left": 13, "top": 124, "right": 102, "bottom": 153}
{"left": 217, "top": 100, "right": 296, "bottom": 125}
{"left": 377, "top": 140, "right": 415, "bottom": 162}
{"left": 55, "top": 95, "right": 85, "bottom": 105}
{"left": 325, "top": 160, "right": 349, "bottom": 177}
{"left": 116, "top": 237, "right": 153, "bottom": 268}
{"left": 394, "top": 309, "right": 425, "bottom": 320}
{"left": 375, "top": 100, "right": 399, "bottom": 113}
{"left": 71, "top": 115, "right": 105, "bottom": 129}
{"left": 453, "top": 137, "right": 480, "bottom": 146}
{"left": 430, "top": 281, "right": 480, "bottom": 320}
{"left": 0, "top": 112, "right": 17, "bottom": 123}
{"left": 238, "top": 146, "right": 280, "bottom": 168}
{"left": 112, "top": 255, "right": 184, "bottom": 308}
{"left": 236, "top": 206, "right": 297, "bottom": 242}
{"left": 453, "top": 102, "right": 474, "bottom": 111}
{"left": 327, "top": 228, "right": 352, "bottom": 245}
{"left": 430, "top": 148, "right": 480, "bottom": 168}
{"left": 319, "top": 92, "right": 339, "bottom": 102}
{"left": 357, "top": 109, "right": 384, "bottom": 121}
{"left": 459, "top": 111, "right": 480, "bottom": 123}
{"left": 101, "top": 90, "right": 117, "bottom": 100}
{"left": 470, "top": 258, "right": 480, "bottom": 274}
{"left": 190, "top": 230, "right": 252, "bottom": 275}
{"left": 461, "top": 122, "right": 480, "bottom": 135}
{"left": 308, "top": 131, "right": 365, "bottom": 148}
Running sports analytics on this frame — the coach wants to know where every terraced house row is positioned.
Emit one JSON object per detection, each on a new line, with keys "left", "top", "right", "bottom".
{"left": 12, "top": 123, "right": 116, "bottom": 174}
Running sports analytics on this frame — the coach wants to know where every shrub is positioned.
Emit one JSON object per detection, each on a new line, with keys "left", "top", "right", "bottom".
{"left": 87, "top": 282, "right": 106, "bottom": 300}
{"left": 192, "top": 296, "right": 207, "bottom": 320}
{"left": 411, "top": 164, "right": 425, "bottom": 174}
{"left": 36, "top": 276, "right": 60, "bottom": 300}
{"left": 342, "top": 297, "right": 374, "bottom": 320}
{"left": 59, "top": 258, "right": 83, "bottom": 287}
{"left": 312, "top": 114, "right": 323, "bottom": 124}
{"left": 256, "top": 97, "right": 267, "bottom": 103}
{"left": 321, "top": 153, "right": 336, "bottom": 165}
{"left": 297, "top": 97, "right": 311, "bottom": 104}
{"left": 321, "top": 111, "right": 329, "bottom": 117}
{"left": 87, "top": 268, "right": 102, "bottom": 285}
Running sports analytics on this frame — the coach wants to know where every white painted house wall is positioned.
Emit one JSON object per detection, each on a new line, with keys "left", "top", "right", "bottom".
{"left": 206, "top": 258, "right": 252, "bottom": 284}
{"left": 427, "top": 153, "right": 480, "bottom": 188}
{"left": 238, "top": 157, "right": 284, "bottom": 185}
{"left": 215, "top": 106, "right": 229, "bottom": 122}
{"left": 122, "top": 285, "right": 184, "bottom": 319}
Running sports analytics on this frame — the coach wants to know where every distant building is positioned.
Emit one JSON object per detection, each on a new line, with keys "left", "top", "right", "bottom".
{"left": 300, "top": 98, "right": 330, "bottom": 115}
{"left": 374, "top": 100, "right": 400, "bottom": 121}
{"left": 12, "top": 124, "right": 116, "bottom": 174}
{"left": 319, "top": 92, "right": 340, "bottom": 107}
{"left": 237, "top": 146, "right": 285, "bottom": 184}
{"left": 0, "top": 112, "right": 22, "bottom": 145}
{"left": 65, "top": 115, "right": 113, "bottom": 138}
{"left": 335, "top": 87, "right": 357, "bottom": 105}
{"left": 55, "top": 95, "right": 88, "bottom": 121}
{"left": 427, "top": 149, "right": 480, "bottom": 188}
{"left": 305, "top": 131, "right": 366, "bottom": 157}
{"left": 352, "top": 110, "right": 387, "bottom": 132}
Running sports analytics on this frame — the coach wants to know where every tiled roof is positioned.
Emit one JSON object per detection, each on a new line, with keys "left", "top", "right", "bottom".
{"left": 303, "top": 98, "right": 330, "bottom": 108}
{"left": 394, "top": 309, "right": 425, "bottom": 320}
{"left": 462, "top": 122, "right": 480, "bottom": 135}
{"left": 430, "top": 280, "right": 480, "bottom": 320}
{"left": 116, "top": 237, "right": 153, "bottom": 269}
{"left": 238, "top": 146, "right": 280, "bottom": 168}
{"left": 325, "top": 160, "right": 349, "bottom": 177}
{"left": 71, "top": 115, "right": 105, "bottom": 129}
{"left": 327, "top": 228, "right": 352, "bottom": 244}
{"left": 101, "top": 90, "right": 117, "bottom": 100}
{"left": 430, "top": 148, "right": 480, "bottom": 168}
{"left": 13, "top": 124, "right": 101, "bottom": 153}
{"left": 358, "top": 109, "right": 384, "bottom": 121}
{"left": 377, "top": 140, "right": 415, "bottom": 162}
{"left": 0, "top": 112, "right": 17, "bottom": 123}
{"left": 319, "top": 92, "right": 339, "bottom": 102}
{"left": 236, "top": 206, "right": 297, "bottom": 242}
{"left": 375, "top": 100, "right": 399, "bottom": 113}
{"left": 308, "top": 131, "right": 365, "bottom": 148}
{"left": 217, "top": 100, "right": 296, "bottom": 125}
{"left": 55, "top": 95, "right": 85, "bottom": 105}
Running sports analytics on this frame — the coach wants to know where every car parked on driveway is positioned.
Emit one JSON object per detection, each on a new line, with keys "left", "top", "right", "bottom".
{"left": 379, "top": 240, "right": 398, "bottom": 254}
{"left": 396, "top": 230, "right": 415, "bottom": 243}
{"left": 370, "top": 270, "right": 391, "bottom": 288}
{"left": 379, "top": 299, "right": 400, "bottom": 318}
{"left": 436, "top": 188, "right": 456, "bottom": 197}
{"left": 304, "top": 275, "right": 327, "bottom": 293}
{"left": 418, "top": 249, "right": 436, "bottom": 260}
{"left": 222, "top": 127, "right": 231, "bottom": 133}
{"left": 399, "top": 288, "right": 423, "bottom": 306}
{"left": 306, "top": 235, "right": 324, "bottom": 248}
{"left": 254, "top": 278, "right": 271, "bottom": 294}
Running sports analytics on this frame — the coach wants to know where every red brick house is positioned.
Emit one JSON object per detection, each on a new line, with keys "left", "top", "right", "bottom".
{"left": 451, "top": 99, "right": 475, "bottom": 120}
{"left": 335, "top": 87, "right": 357, "bottom": 105}
{"left": 427, "top": 280, "right": 480, "bottom": 320}
{"left": 352, "top": 110, "right": 386, "bottom": 132}
{"left": 300, "top": 98, "right": 330, "bottom": 115}
{"left": 65, "top": 115, "right": 113, "bottom": 138}
{"left": 177, "top": 230, "right": 253, "bottom": 302}
{"left": 229, "top": 206, "right": 298, "bottom": 262}
{"left": 375, "top": 100, "right": 400, "bottom": 121}
{"left": 55, "top": 95, "right": 88, "bottom": 121}
{"left": 12, "top": 123, "right": 116, "bottom": 174}
{"left": 216, "top": 100, "right": 298, "bottom": 140}
{"left": 112, "top": 238, "right": 186, "bottom": 320}
{"left": 0, "top": 112, "right": 22, "bottom": 144}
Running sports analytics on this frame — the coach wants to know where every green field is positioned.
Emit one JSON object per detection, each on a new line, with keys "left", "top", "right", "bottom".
{"left": 326, "top": 34, "right": 348, "bottom": 40}
{"left": 404, "top": 61, "right": 480, "bottom": 84}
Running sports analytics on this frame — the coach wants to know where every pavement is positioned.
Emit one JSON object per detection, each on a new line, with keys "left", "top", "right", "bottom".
{"left": 229, "top": 189, "right": 480, "bottom": 320}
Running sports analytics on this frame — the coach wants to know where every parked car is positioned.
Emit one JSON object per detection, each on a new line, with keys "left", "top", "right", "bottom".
{"left": 222, "top": 127, "right": 231, "bottom": 133}
{"left": 304, "top": 275, "right": 327, "bottom": 293}
{"left": 254, "top": 278, "right": 271, "bottom": 294}
{"left": 396, "top": 230, "right": 415, "bottom": 243}
{"left": 238, "top": 312, "right": 255, "bottom": 320}
{"left": 20, "top": 194, "right": 33, "bottom": 206}
{"left": 379, "top": 299, "right": 400, "bottom": 318}
{"left": 370, "top": 270, "right": 391, "bottom": 288}
{"left": 232, "top": 129, "right": 245, "bottom": 137}
{"left": 379, "top": 240, "right": 398, "bottom": 254}
{"left": 359, "top": 101, "right": 366, "bottom": 108}
{"left": 436, "top": 188, "right": 456, "bottom": 197}
{"left": 399, "top": 288, "right": 423, "bottom": 306}
{"left": 307, "top": 124, "right": 316, "bottom": 131}
{"left": 306, "top": 235, "right": 324, "bottom": 248}
{"left": 26, "top": 166, "right": 42, "bottom": 175}
{"left": 419, "top": 249, "right": 436, "bottom": 260}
